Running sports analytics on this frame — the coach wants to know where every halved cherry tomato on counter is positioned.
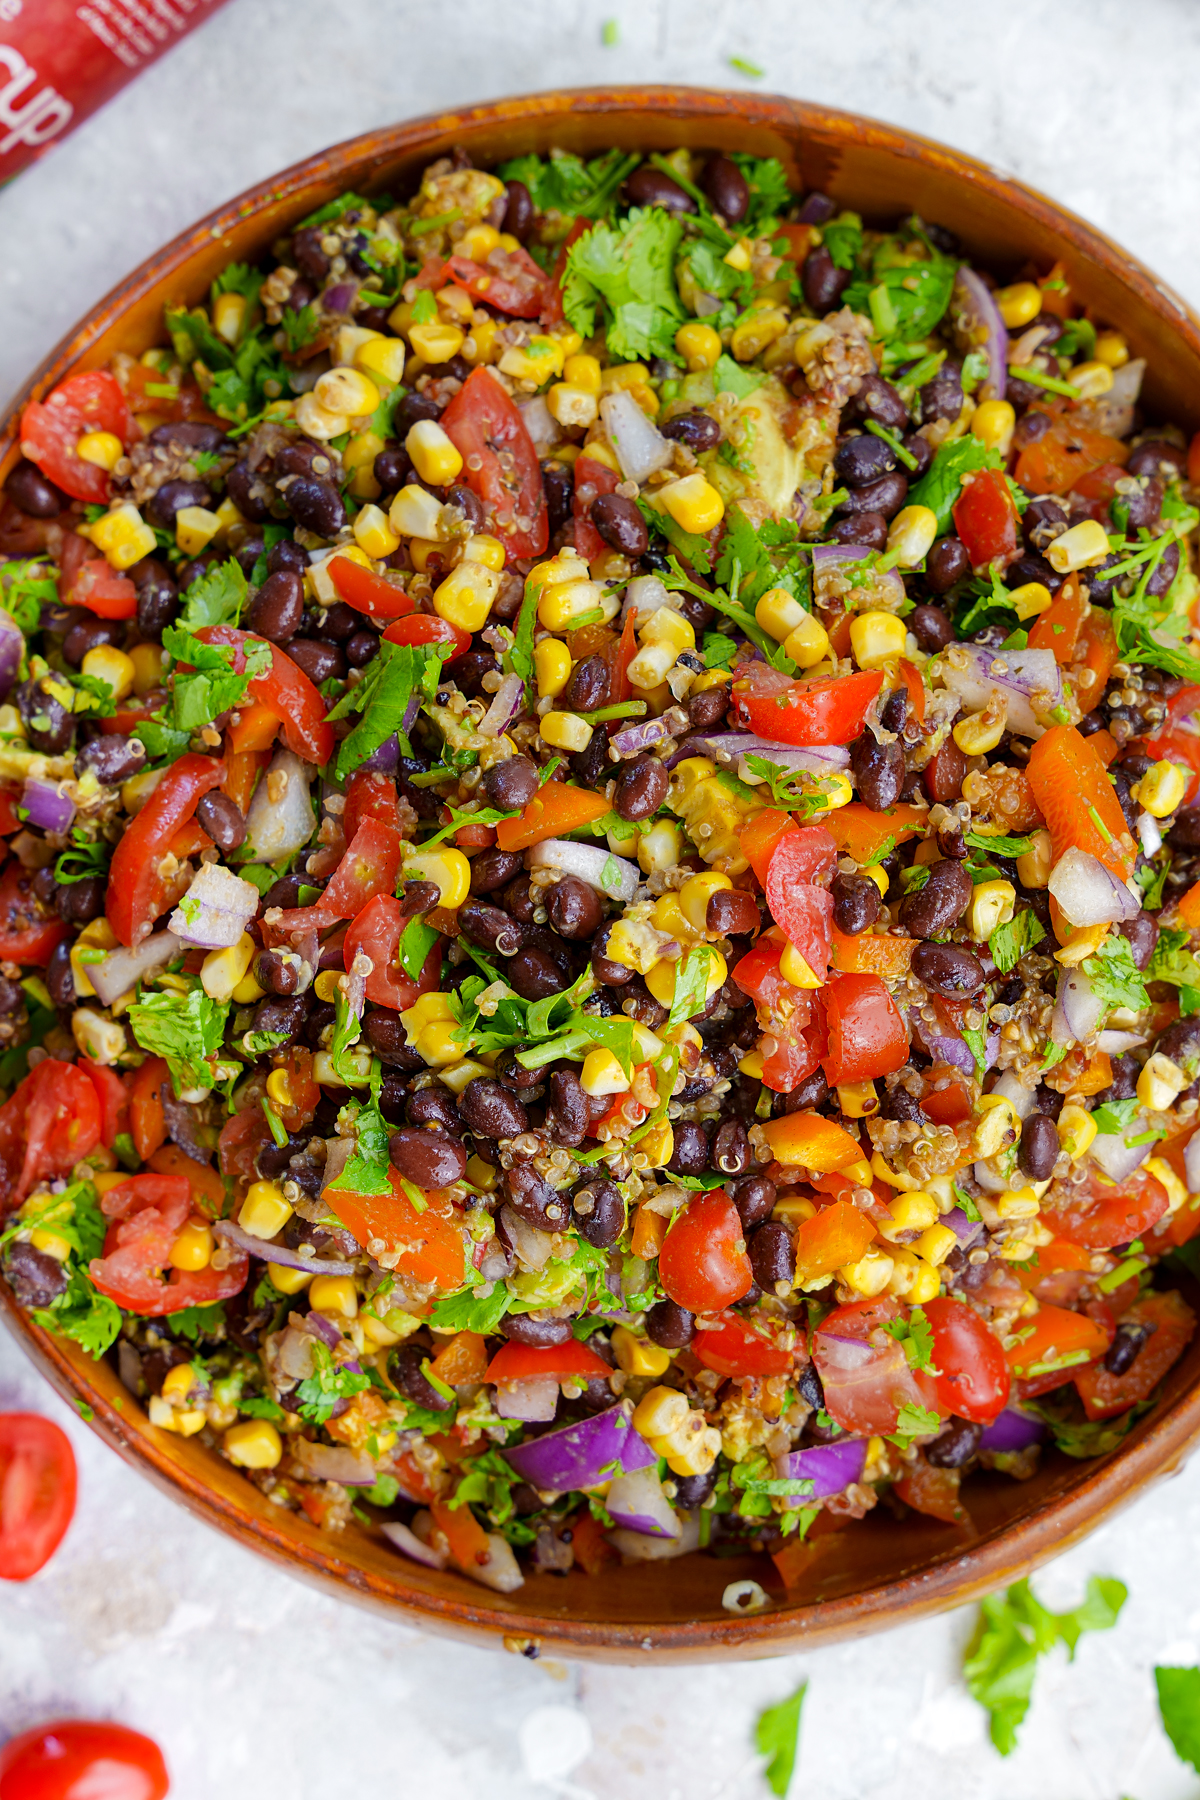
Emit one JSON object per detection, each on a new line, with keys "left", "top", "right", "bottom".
{"left": 195, "top": 625, "right": 334, "bottom": 766}
{"left": 822, "top": 973, "right": 909, "bottom": 1086}
{"left": 0, "top": 1061, "right": 102, "bottom": 1203}
{"left": 19, "top": 370, "right": 136, "bottom": 504}
{"left": 813, "top": 1296, "right": 942, "bottom": 1437}
{"left": 923, "top": 1296, "right": 1010, "bottom": 1424}
{"left": 951, "top": 467, "right": 1018, "bottom": 567}
{"left": 735, "top": 664, "right": 883, "bottom": 746}
{"left": 659, "top": 1187, "right": 753, "bottom": 1313}
{"left": 329, "top": 555, "right": 417, "bottom": 623}
{"left": 440, "top": 366, "right": 548, "bottom": 560}
{"left": 692, "top": 1312, "right": 794, "bottom": 1378}
{"left": 0, "top": 1719, "right": 168, "bottom": 1800}
{"left": 106, "top": 753, "right": 224, "bottom": 947}
{"left": 0, "top": 1413, "right": 77, "bottom": 1581}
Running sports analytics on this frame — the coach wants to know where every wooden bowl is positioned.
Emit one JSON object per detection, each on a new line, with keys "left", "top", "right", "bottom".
{"left": 4, "top": 86, "right": 1200, "bottom": 1664}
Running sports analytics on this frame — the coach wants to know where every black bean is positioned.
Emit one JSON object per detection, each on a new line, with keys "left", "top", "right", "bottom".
{"left": 1119, "top": 477, "right": 1162, "bottom": 533}
{"left": 748, "top": 1221, "right": 795, "bottom": 1293}
{"left": 902, "top": 433, "right": 934, "bottom": 478}
{"left": 645, "top": 1299, "right": 695, "bottom": 1349}
{"left": 503, "top": 876, "right": 537, "bottom": 924}
{"left": 1147, "top": 540, "right": 1181, "bottom": 597}
{"left": 671, "top": 1468, "right": 716, "bottom": 1508}
{"left": 592, "top": 936, "right": 634, "bottom": 987}
{"left": 563, "top": 655, "right": 612, "bottom": 715}
{"left": 797, "top": 1363, "right": 824, "bottom": 1411}
{"left": 1104, "top": 1321, "right": 1153, "bottom": 1376}
{"left": 17, "top": 677, "right": 73, "bottom": 754}
{"left": 286, "top": 639, "right": 344, "bottom": 684}
{"left": 1005, "top": 551, "right": 1063, "bottom": 595}
{"left": 482, "top": 754, "right": 539, "bottom": 811}
{"left": 675, "top": 589, "right": 715, "bottom": 634}
{"left": 318, "top": 602, "right": 359, "bottom": 642}
{"left": 541, "top": 1067, "right": 586, "bottom": 1147}
{"left": 221, "top": 460, "right": 272, "bottom": 525}
{"left": 687, "top": 685, "right": 729, "bottom": 731}
{"left": 375, "top": 1073, "right": 410, "bottom": 1125}
{"left": 292, "top": 226, "right": 331, "bottom": 283}
{"left": 927, "top": 1417, "right": 982, "bottom": 1468}
{"left": 802, "top": 246, "right": 850, "bottom": 312}
{"left": 195, "top": 790, "right": 246, "bottom": 853}
{"left": 508, "top": 944, "right": 570, "bottom": 1001}
{"left": 850, "top": 733, "right": 904, "bottom": 811}
{"left": 361, "top": 1011, "right": 416, "bottom": 1069}
{"left": 834, "top": 433, "right": 897, "bottom": 489}
{"left": 253, "top": 951, "right": 299, "bottom": 996}
{"left": 56, "top": 876, "right": 105, "bottom": 926}
{"left": 133, "top": 561, "right": 179, "bottom": 640}
{"left": 1119, "top": 912, "right": 1159, "bottom": 971}
{"left": 1099, "top": 1051, "right": 1141, "bottom": 1104}
{"left": 730, "top": 1176, "right": 776, "bottom": 1230}
{"left": 470, "top": 849, "right": 523, "bottom": 895}
{"left": 451, "top": 650, "right": 497, "bottom": 699}
{"left": 614, "top": 753, "right": 668, "bottom": 822}
{"left": 147, "top": 478, "right": 212, "bottom": 530}
{"left": 571, "top": 1176, "right": 625, "bottom": 1248}
{"left": 666, "top": 1122, "right": 709, "bottom": 1177}
{"left": 388, "top": 1127, "right": 467, "bottom": 1188}
{"left": 542, "top": 460, "right": 574, "bottom": 537}
{"left": 923, "top": 739, "right": 967, "bottom": 805}
{"left": 262, "top": 872, "right": 323, "bottom": 912}
{"left": 401, "top": 1092, "right": 459, "bottom": 1141}
{"left": 707, "top": 892, "right": 760, "bottom": 944}
{"left": 849, "top": 374, "right": 909, "bottom": 432}
{"left": 881, "top": 1084, "right": 923, "bottom": 1122}
{"left": 1022, "top": 497, "right": 1067, "bottom": 552}
{"left": 911, "top": 940, "right": 985, "bottom": 996}
{"left": 626, "top": 166, "right": 695, "bottom": 212}
{"left": 253, "top": 995, "right": 308, "bottom": 1042}
{"left": 390, "top": 1344, "right": 446, "bottom": 1412}
{"left": 345, "top": 630, "right": 379, "bottom": 668}
{"left": 925, "top": 539, "right": 970, "bottom": 598}
{"left": 711, "top": 1119, "right": 750, "bottom": 1177}
{"left": 1017, "top": 1111, "right": 1060, "bottom": 1182}
{"left": 502, "top": 178, "right": 534, "bottom": 239}
{"left": 827, "top": 512, "right": 889, "bottom": 552}
{"left": 458, "top": 898, "right": 526, "bottom": 957}
{"left": 919, "top": 359, "right": 964, "bottom": 424}
{"left": 570, "top": 728, "right": 609, "bottom": 789}
{"left": 660, "top": 410, "right": 721, "bottom": 453}
{"left": 792, "top": 1069, "right": 832, "bottom": 1110}
{"left": 246, "top": 570, "right": 304, "bottom": 643}
{"left": 1126, "top": 439, "right": 1187, "bottom": 479}
{"left": 6, "top": 460, "right": 66, "bottom": 517}
{"left": 372, "top": 446, "right": 413, "bottom": 495}
{"left": 836, "top": 470, "right": 908, "bottom": 520}
{"left": 591, "top": 492, "right": 649, "bottom": 558}
{"left": 263, "top": 539, "right": 305, "bottom": 579}
{"left": 702, "top": 154, "right": 749, "bottom": 221}
{"left": 506, "top": 1160, "right": 570, "bottom": 1231}
{"left": 0, "top": 976, "right": 23, "bottom": 1017}
{"left": 547, "top": 875, "right": 603, "bottom": 941}
{"left": 831, "top": 871, "right": 881, "bottom": 936}
{"left": 45, "top": 939, "right": 75, "bottom": 1010}
{"left": 63, "top": 616, "right": 121, "bottom": 668}
{"left": 285, "top": 476, "right": 345, "bottom": 537}
{"left": 500, "top": 1312, "right": 571, "bottom": 1349}
{"left": 4, "top": 1238, "right": 70, "bottom": 1308}
{"left": 900, "top": 859, "right": 973, "bottom": 938}
{"left": 880, "top": 688, "right": 908, "bottom": 735}
{"left": 457, "top": 1076, "right": 528, "bottom": 1140}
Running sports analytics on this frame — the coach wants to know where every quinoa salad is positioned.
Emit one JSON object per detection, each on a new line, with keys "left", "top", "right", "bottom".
{"left": 1, "top": 141, "right": 1199, "bottom": 1603}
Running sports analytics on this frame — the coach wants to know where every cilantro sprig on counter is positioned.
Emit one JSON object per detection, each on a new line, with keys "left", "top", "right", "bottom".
{"left": 964, "top": 1576, "right": 1126, "bottom": 1754}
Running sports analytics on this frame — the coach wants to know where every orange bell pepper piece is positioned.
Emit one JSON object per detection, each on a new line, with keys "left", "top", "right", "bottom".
{"left": 760, "top": 1112, "right": 862, "bottom": 1173}
{"left": 738, "top": 808, "right": 798, "bottom": 884}
{"left": 1011, "top": 1236, "right": 1093, "bottom": 1293}
{"left": 1006, "top": 1302, "right": 1109, "bottom": 1380}
{"left": 431, "top": 1496, "right": 491, "bottom": 1572}
{"left": 147, "top": 1143, "right": 228, "bottom": 1218}
{"left": 226, "top": 700, "right": 281, "bottom": 755}
{"left": 1027, "top": 573, "right": 1086, "bottom": 666}
{"left": 326, "top": 1171, "right": 465, "bottom": 1289}
{"left": 1179, "top": 881, "right": 1200, "bottom": 929}
{"left": 1074, "top": 1050, "right": 1113, "bottom": 1096}
{"left": 429, "top": 1330, "right": 489, "bottom": 1386}
{"left": 494, "top": 782, "right": 611, "bottom": 852}
{"left": 822, "top": 802, "right": 926, "bottom": 863}
{"left": 168, "top": 818, "right": 212, "bottom": 860}
{"left": 1086, "top": 728, "right": 1119, "bottom": 768}
{"left": 127, "top": 1055, "right": 168, "bottom": 1161}
{"left": 830, "top": 926, "right": 916, "bottom": 978}
{"left": 1037, "top": 261, "right": 1072, "bottom": 318}
{"left": 1073, "top": 608, "right": 1119, "bottom": 714}
{"left": 793, "top": 1199, "right": 877, "bottom": 1283}
{"left": 1015, "top": 417, "right": 1128, "bottom": 494}
{"left": 222, "top": 747, "right": 270, "bottom": 814}
{"left": 1026, "top": 723, "right": 1137, "bottom": 882}
{"left": 570, "top": 1510, "right": 619, "bottom": 1574}
{"left": 631, "top": 1201, "right": 667, "bottom": 1260}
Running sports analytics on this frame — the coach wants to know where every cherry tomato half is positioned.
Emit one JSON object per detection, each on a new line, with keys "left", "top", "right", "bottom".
{"left": 951, "top": 466, "right": 1018, "bottom": 568}
{"left": 1041, "top": 1163, "right": 1169, "bottom": 1251}
{"left": 0, "top": 1414, "right": 77, "bottom": 1582}
{"left": 485, "top": 1340, "right": 612, "bottom": 1383}
{"left": 0, "top": 1061, "right": 102, "bottom": 1204}
{"left": 0, "top": 860, "right": 68, "bottom": 967}
{"left": 764, "top": 825, "right": 836, "bottom": 980}
{"left": 343, "top": 894, "right": 442, "bottom": 1012}
{"left": 822, "top": 973, "right": 909, "bottom": 1086}
{"left": 735, "top": 665, "right": 883, "bottom": 746}
{"left": 440, "top": 367, "right": 548, "bottom": 561}
{"left": 922, "top": 1296, "right": 1010, "bottom": 1424}
{"left": 382, "top": 614, "right": 470, "bottom": 663}
{"left": 19, "top": 370, "right": 136, "bottom": 505}
{"left": 329, "top": 555, "right": 415, "bottom": 623}
{"left": 692, "top": 1313, "right": 793, "bottom": 1378}
{"left": 658, "top": 1188, "right": 752, "bottom": 1313}
{"left": 813, "top": 1296, "right": 941, "bottom": 1437}
{"left": 0, "top": 1720, "right": 168, "bottom": 1800}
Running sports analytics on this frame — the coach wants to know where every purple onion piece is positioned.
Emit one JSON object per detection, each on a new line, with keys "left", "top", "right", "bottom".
{"left": 359, "top": 733, "right": 400, "bottom": 775}
{"left": 944, "top": 1206, "right": 984, "bottom": 1245}
{"left": 212, "top": 1219, "right": 358, "bottom": 1277}
{"left": 689, "top": 732, "right": 851, "bottom": 773}
{"left": 478, "top": 671, "right": 525, "bottom": 738}
{"left": 321, "top": 280, "right": 358, "bottom": 314}
{"left": 952, "top": 267, "right": 1008, "bottom": 404}
{"left": 606, "top": 1464, "right": 681, "bottom": 1538}
{"left": 1185, "top": 1130, "right": 1200, "bottom": 1196}
{"left": 940, "top": 643, "right": 1062, "bottom": 739}
{"left": 610, "top": 716, "right": 675, "bottom": 757}
{"left": 978, "top": 1409, "right": 1046, "bottom": 1454}
{"left": 776, "top": 1437, "right": 867, "bottom": 1503}
{"left": 381, "top": 1519, "right": 448, "bottom": 1570}
{"left": 89, "top": 931, "right": 184, "bottom": 1007}
{"left": 304, "top": 1309, "right": 344, "bottom": 1349}
{"left": 503, "top": 1402, "right": 656, "bottom": 1491}
{"left": 910, "top": 1008, "right": 978, "bottom": 1077}
{"left": 21, "top": 777, "right": 74, "bottom": 834}
{"left": 0, "top": 606, "right": 22, "bottom": 701}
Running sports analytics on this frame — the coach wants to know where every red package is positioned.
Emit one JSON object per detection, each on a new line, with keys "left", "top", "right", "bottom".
{"left": 0, "top": 0, "right": 233, "bottom": 183}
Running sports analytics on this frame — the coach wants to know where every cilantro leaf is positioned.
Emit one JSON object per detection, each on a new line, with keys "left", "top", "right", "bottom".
{"left": 298, "top": 190, "right": 374, "bottom": 229}
{"left": 714, "top": 352, "right": 764, "bottom": 400}
{"left": 1080, "top": 932, "right": 1150, "bottom": 1019}
{"left": 667, "top": 945, "right": 717, "bottom": 1028}
{"left": 166, "top": 1301, "right": 225, "bottom": 1340}
{"left": 964, "top": 1576, "right": 1126, "bottom": 1755}
{"left": 162, "top": 624, "right": 270, "bottom": 732}
{"left": 639, "top": 500, "right": 714, "bottom": 575}
{"left": 727, "top": 154, "right": 792, "bottom": 230}
{"left": 886, "top": 1401, "right": 941, "bottom": 1447}
{"left": 909, "top": 436, "right": 1003, "bottom": 535}
{"left": 331, "top": 638, "right": 451, "bottom": 779}
{"left": 701, "top": 631, "right": 737, "bottom": 671}
{"left": 754, "top": 1683, "right": 807, "bottom": 1798}
{"left": 326, "top": 1094, "right": 392, "bottom": 1198}
{"left": 563, "top": 208, "right": 686, "bottom": 361}
{"left": 0, "top": 557, "right": 57, "bottom": 635}
{"left": 1156, "top": 1666, "right": 1200, "bottom": 1775}
{"left": 715, "top": 503, "right": 807, "bottom": 610}
{"left": 495, "top": 148, "right": 640, "bottom": 219}
{"left": 281, "top": 304, "right": 320, "bottom": 353}
{"left": 882, "top": 1305, "right": 939, "bottom": 1372}
{"left": 397, "top": 918, "right": 441, "bottom": 980}
{"left": 178, "top": 557, "right": 248, "bottom": 631}
{"left": 295, "top": 1340, "right": 372, "bottom": 1425}
{"left": 1148, "top": 926, "right": 1200, "bottom": 1014}
{"left": 988, "top": 908, "right": 1046, "bottom": 975}
{"left": 126, "top": 988, "right": 228, "bottom": 1094}
{"left": 33, "top": 1269, "right": 122, "bottom": 1357}
{"left": 429, "top": 1282, "right": 512, "bottom": 1334}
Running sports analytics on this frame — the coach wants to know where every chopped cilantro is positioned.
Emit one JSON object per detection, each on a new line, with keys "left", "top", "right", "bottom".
{"left": 495, "top": 148, "right": 640, "bottom": 220}
{"left": 563, "top": 208, "right": 686, "bottom": 361}
{"left": 1079, "top": 932, "right": 1150, "bottom": 1018}
{"left": 178, "top": 557, "right": 248, "bottom": 631}
{"left": 1156, "top": 1666, "right": 1200, "bottom": 1776}
{"left": 988, "top": 908, "right": 1046, "bottom": 975}
{"left": 162, "top": 623, "right": 269, "bottom": 732}
{"left": 328, "top": 638, "right": 451, "bottom": 779}
{"left": 908, "top": 435, "right": 1003, "bottom": 535}
{"left": 126, "top": 987, "right": 228, "bottom": 1094}
{"left": 882, "top": 1306, "right": 939, "bottom": 1373}
{"left": 964, "top": 1576, "right": 1126, "bottom": 1755}
{"left": 885, "top": 1402, "right": 941, "bottom": 1447}
{"left": 295, "top": 1340, "right": 372, "bottom": 1425}
{"left": 754, "top": 1684, "right": 807, "bottom": 1797}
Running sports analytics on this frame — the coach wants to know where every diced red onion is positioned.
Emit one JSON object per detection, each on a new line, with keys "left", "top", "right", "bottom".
{"left": 952, "top": 268, "right": 1008, "bottom": 404}
{"left": 1089, "top": 1127, "right": 1151, "bottom": 1182}
{"left": 810, "top": 542, "right": 906, "bottom": 609}
{"left": 21, "top": 776, "right": 75, "bottom": 834}
{"left": 503, "top": 1401, "right": 655, "bottom": 1492}
{"left": 89, "top": 930, "right": 184, "bottom": 1006}
{"left": 244, "top": 749, "right": 315, "bottom": 861}
{"left": 600, "top": 390, "right": 673, "bottom": 482}
{"left": 910, "top": 1007, "right": 977, "bottom": 1077}
{"left": 1098, "top": 1029, "right": 1146, "bottom": 1055}
{"left": 0, "top": 606, "right": 23, "bottom": 700}
{"left": 499, "top": 1203, "right": 555, "bottom": 1272}
{"left": 516, "top": 394, "right": 560, "bottom": 456}
{"left": 610, "top": 713, "right": 687, "bottom": 758}
{"left": 774, "top": 1437, "right": 867, "bottom": 1502}
{"left": 212, "top": 1219, "right": 358, "bottom": 1277}
{"left": 168, "top": 862, "right": 260, "bottom": 950}
{"left": 478, "top": 672, "right": 525, "bottom": 738}
{"left": 321, "top": 281, "right": 358, "bottom": 314}
{"left": 527, "top": 838, "right": 639, "bottom": 902}
{"left": 940, "top": 644, "right": 1061, "bottom": 738}
{"left": 292, "top": 1440, "right": 375, "bottom": 1484}
{"left": 380, "top": 1519, "right": 448, "bottom": 1570}
{"left": 1137, "top": 811, "right": 1163, "bottom": 858}
{"left": 470, "top": 1533, "right": 525, "bottom": 1593}
{"left": 360, "top": 733, "right": 400, "bottom": 775}
{"left": 974, "top": 1157, "right": 1009, "bottom": 1194}
{"left": 1048, "top": 847, "right": 1141, "bottom": 929}
{"left": 610, "top": 1513, "right": 701, "bottom": 1562}
{"left": 690, "top": 731, "right": 850, "bottom": 774}
{"left": 345, "top": 948, "right": 371, "bottom": 1021}
{"left": 978, "top": 1409, "right": 1046, "bottom": 1453}
{"left": 606, "top": 1463, "right": 681, "bottom": 1538}
{"left": 1184, "top": 1129, "right": 1200, "bottom": 1195}
{"left": 303, "top": 1309, "right": 344, "bottom": 1349}
{"left": 494, "top": 1375, "right": 559, "bottom": 1421}
{"left": 944, "top": 1206, "right": 985, "bottom": 1246}
{"left": 1050, "top": 964, "right": 1105, "bottom": 1047}
{"left": 622, "top": 575, "right": 674, "bottom": 623}
{"left": 990, "top": 1071, "right": 1037, "bottom": 1120}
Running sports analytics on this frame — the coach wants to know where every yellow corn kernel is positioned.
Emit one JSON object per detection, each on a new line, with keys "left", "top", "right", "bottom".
{"left": 563, "top": 352, "right": 602, "bottom": 394}
{"left": 175, "top": 505, "right": 222, "bottom": 557}
{"left": 1016, "top": 828, "right": 1053, "bottom": 889}
{"left": 231, "top": 969, "right": 266, "bottom": 1004}
{"left": 994, "top": 281, "right": 1043, "bottom": 328}
{"left": 779, "top": 940, "right": 822, "bottom": 988}
{"left": 201, "top": 932, "right": 257, "bottom": 1004}
{"left": 967, "top": 879, "right": 1016, "bottom": 941}
{"left": 953, "top": 700, "right": 1008, "bottom": 755}
{"left": 91, "top": 501, "right": 156, "bottom": 570}
{"left": 456, "top": 220, "right": 500, "bottom": 261}
{"left": 388, "top": 484, "right": 448, "bottom": 541}
{"left": 660, "top": 1421, "right": 723, "bottom": 1478}
{"left": 730, "top": 306, "right": 788, "bottom": 362}
{"left": 310, "top": 969, "right": 341, "bottom": 1004}
{"left": 407, "top": 418, "right": 465, "bottom": 486}
{"left": 638, "top": 1121, "right": 674, "bottom": 1170}
{"left": 239, "top": 1181, "right": 292, "bottom": 1240}
{"left": 409, "top": 1020, "right": 461, "bottom": 1070}
{"left": 129, "top": 642, "right": 165, "bottom": 696}
{"left": 906, "top": 1258, "right": 942, "bottom": 1304}
{"left": 1094, "top": 330, "right": 1129, "bottom": 370}
{"left": 121, "top": 767, "right": 163, "bottom": 816}
{"left": 71, "top": 1008, "right": 125, "bottom": 1065}
{"left": 310, "top": 1274, "right": 358, "bottom": 1318}
{"left": 771, "top": 1196, "right": 817, "bottom": 1230}
{"left": 632, "top": 1385, "right": 690, "bottom": 1440}
{"left": 996, "top": 1187, "right": 1041, "bottom": 1220}
{"left": 546, "top": 383, "right": 598, "bottom": 429}
{"left": 611, "top": 1324, "right": 672, "bottom": 1377}
{"left": 1145, "top": 1155, "right": 1189, "bottom": 1215}
{"left": 849, "top": 610, "right": 907, "bottom": 667}
{"left": 401, "top": 991, "right": 455, "bottom": 1043}
{"left": 212, "top": 289, "right": 247, "bottom": 344}
{"left": 75, "top": 430, "right": 124, "bottom": 471}
{"left": 352, "top": 502, "right": 401, "bottom": 560}
{"left": 333, "top": 324, "right": 383, "bottom": 366}
{"left": 884, "top": 1247, "right": 922, "bottom": 1298}
{"left": 262, "top": 1262, "right": 311, "bottom": 1298}
{"left": 264, "top": 1069, "right": 293, "bottom": 1109}
{"left": 679, "top": 870, "right": 732, "bottom": 932}
{"left": 1009, "top": 580, "right": 1053, "bottom": 622}
{"left": 886, "top": 1191, "right": 940, "bottom": 1235}
{"left": 314, "top": 366, "right": 380, "bottom": 420}
{"left": 80, "top": 644, "right": 136, "bottom": 702}
{"left": 755, "top": 586, "right": 807, "bottom": 642}
{"left": 668, "top": 755, "right": 717, "bottom": 801}
{"left": 210, "top": 496, "right": 242, "bottom": 539}
{"left": 540, "top": 711, "right": 593, "bottom": 753}
{"left": 1136, "top": 759, "right": 1188, "bottom": 819}
{"left": 465, "top": 1154, "right": 498, "bottom": 1192}
{"left": 645, "top": 948, "right": 726, "bottom": 1010}
{"left": 342, "top": 438, "right": 384, "bottom": 511}
{"left": 837, "top": 1080, "right": 878, "bottom": 1119}
{"left": 29, "top": 1228, "right": 71, "bottom": 1261}
{"left": 886, "top": 505, "right": 938, "bottom": 570}
{"left": 498, "top": 336, "right": 566, "bottom": 385}
{"left": 459, "top": 535, "right": 503, "bottom": 575}
{"left": 409, "top": 320, "right": 465, "bottom": 363}
{"left": 1056, "top": 1103, "right": 1096, "bottom": 1161}
{"left": 169, "top": 1218, "right": 214, "bottom": 1272}
{"left": 1069, "top": 360, "right": 1114, "bottom": 401}
{"left": 293, "top": 392, "right": 350, "bottom": 441}
{"left": 637, "top": 818, "right": 683, "bottom": 875}
{"left": 660, "top": 473, "right": 724, "bottom": 536}
{"left": 862, "top": 863, "right": 890, "bottom": 900}
{"left": 537, "top": 576, "right": 606, "bottom": 633}
{"left": 970, "top": 400, "right": 1017, "bottom": 456}
{"left": 1046, "top": 518, "right": 1110, "bottom": 574}
{"left": 839, "top": 1247, "right": 896, "bottom": 1298}
{"left": 675, "top": 321, "right": 722, "bottom": 370}
{"left": 434, "top": 560, "right": 500, "bottom": 632}
{"left": 534, "top": 637, "right": 572, "bottom": 699}
{"left": 1137, "top": 1051, "right": 1188, "bottom": 1112}
{"left": 776, "top": 611, "right": 828, "bottom": 671}
{"left": 403, "top": 848, "right": 471, "bottom": 910}
{"left": 162, "top": 1362, "right": 199, "bottom": 1405}
{"left": 914, "top": 1222, "right": 959, "bottom": 1267}
{"left": 224, "top": 1419, "right": 283, "bottom": 1470}
{"left": 355, "top": 335, "right": 407, "bottom": 385}
{"left": 738, "top": 1049, "right": 765, "bottom": 1078}
{"left": 974, "top": 1094, "right": 1020, "bottom": 1159}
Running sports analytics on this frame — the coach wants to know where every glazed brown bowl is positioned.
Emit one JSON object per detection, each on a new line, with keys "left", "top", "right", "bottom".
{"left": 4, "top": 86, "right": 1200, "bottom": 1664}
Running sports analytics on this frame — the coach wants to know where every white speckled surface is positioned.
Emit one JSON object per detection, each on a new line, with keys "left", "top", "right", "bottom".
{"left": 4, "top": 2, "right": 1200, "bottom": 1793}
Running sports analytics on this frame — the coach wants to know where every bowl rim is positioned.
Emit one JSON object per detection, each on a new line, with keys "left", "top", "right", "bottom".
{"left": 4, "top": 82, "right": 1200, "bottom": 1663}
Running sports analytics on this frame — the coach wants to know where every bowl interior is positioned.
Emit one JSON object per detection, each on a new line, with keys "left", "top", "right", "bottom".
{"left": 5, "top": 86, "right": 1200, "bottom": 1662}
